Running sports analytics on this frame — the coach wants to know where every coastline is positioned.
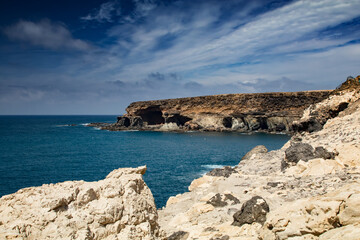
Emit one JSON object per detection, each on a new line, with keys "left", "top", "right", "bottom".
{"left": 0, "top": 76, "right": 359, "bottom": 239}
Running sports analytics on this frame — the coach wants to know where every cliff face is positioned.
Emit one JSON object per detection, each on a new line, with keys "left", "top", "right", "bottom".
{"left": 109, "top": 91, "right": 331, "bottom": 133}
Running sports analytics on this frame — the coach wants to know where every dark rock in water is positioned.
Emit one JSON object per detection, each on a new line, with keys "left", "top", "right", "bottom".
{"left": 87, "top": 122, "right": 111, "bottom": 128}
{"left": 117, "top": 116, "right": 131, "bottom": 127}
{"left": 168, "top": 231, "right": 189, "bottom": 240}
{"left": 210, "top": 235, "right": 230, "bottom": 240}
{"left": 232, "top": 196, "right": 269, "bottom": 227}
{"left": 206, "top": 166, "right": 236, "bottom": 178}
{"left": 117, "top": 116, "right": 143, "bottom": 128}
{"left": 241, "top": 145, "right": 268, "bottom": 160}
{"left": 314, "top": 146, "right": 335, "bottom": 159}
{"left": 207, "top": 193, "right": 240, "bottom": 207}
{"left": 285, "top": 143, "right": 314, "bottom": 164}
{"left": 130, "top": 116, "right": 143, "bottom": 127}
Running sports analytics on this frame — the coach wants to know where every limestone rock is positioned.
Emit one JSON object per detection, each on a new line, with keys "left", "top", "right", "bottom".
{"left": 206, "top": 166, "right": 236, "bottom": 178}
{"left": 241, "top": 145, "right": 268, "bottom": 160}
{"left": 0, "top": 166, "right": 164, "bottom": 240}
{"left": 232, "top": 196, "right": 269, "bottom": 227}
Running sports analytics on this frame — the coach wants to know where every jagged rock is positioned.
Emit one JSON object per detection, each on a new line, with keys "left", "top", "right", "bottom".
{"left": 0, "top": 166, "right": 163, "bottom": 240}
{"left": 232, "top": 196, "right": 269, "bottom": 227}
{"left": 282, "top": 143, "right": 337, "bottom": 171}
{"left": 206, "top": 166, "right": 236, "bottom": 178}
{"left": 206, "top": 193, "right": 240, "bottom": 207}
{"left": 117, "top": 116, "right": 131, "bottom": 127}
{"left": 260, "top": 183, "right": 360, "bottom": 240}
{"left": 241, "top": 145, "right": 268, "bottom": 160}
{"left": 167, "top": 231, "right": 189, "bottom": 240}
{"left": 285, "top": 143, "right": 315, "bottom": 163}
{"left": 314, "top": 146, "right": 335, "bottom": 159}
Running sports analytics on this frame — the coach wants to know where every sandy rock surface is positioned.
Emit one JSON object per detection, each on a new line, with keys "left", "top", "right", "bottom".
{"left": 0, "top": 166, "right": 164, "bottom": 240}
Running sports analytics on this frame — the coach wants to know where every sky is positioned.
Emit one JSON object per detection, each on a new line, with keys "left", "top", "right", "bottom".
{"left": 0, "top": 0, "right": 360, "bottom": 115}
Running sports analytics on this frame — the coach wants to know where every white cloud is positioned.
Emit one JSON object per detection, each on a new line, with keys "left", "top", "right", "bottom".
{"left": 81, "top": 1, "right": 119, "bottom": 23}
{"left": 4, "top": 19, "right": 91, "bottom": 51}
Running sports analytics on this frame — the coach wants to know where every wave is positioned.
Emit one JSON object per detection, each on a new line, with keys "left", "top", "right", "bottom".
{"left": 80, "top": 123, "right": 90, "bottom": 126}
{"left": 201, "top": 164, "right": 223, "bottom": 169}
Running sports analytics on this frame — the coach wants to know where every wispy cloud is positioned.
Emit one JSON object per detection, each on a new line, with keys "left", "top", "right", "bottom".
{"left": 1, "top": 0, "right": 360, "bottom": 114}
{"left": 4, "top": 19, "right": 91, "bottom": 51}
{"left": 81, "top": 1, "right": 120, "bottom": 23}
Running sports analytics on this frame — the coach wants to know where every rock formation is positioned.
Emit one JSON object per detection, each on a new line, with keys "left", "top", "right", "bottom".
{"left": 91, "top": 90, "right": 331, "bottom": 133}
{"left": 0, "top": 166, "right": 164, "bottom": 240}
{"left": 158, "top": 76, "right": 360, "bottom": 239}
{"left": 1, "top": 76, "right": 360, "bottom": 240}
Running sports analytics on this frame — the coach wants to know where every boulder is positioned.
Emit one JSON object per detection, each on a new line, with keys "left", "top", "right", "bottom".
{"left": 285, "top": 143, "right": 314, "bottom": 164}
{"left": 241, "top": 145, "right": 268, "bottom": 160}
{"left": 232, "top": 196, "right": 269, "bottom": 227}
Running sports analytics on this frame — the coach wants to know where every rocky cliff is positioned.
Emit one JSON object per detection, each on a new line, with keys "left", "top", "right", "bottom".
{"left": 97, "top": 91, "right": 331, "bottom": 133}
{"left": 0, "top": 166, "right": 164, "bottom": 240}
{"left": 158, "top": 76, "right": 360, "bottom": 239}
{"left": 1, "top": 76, "right": 359, "bottom": 240}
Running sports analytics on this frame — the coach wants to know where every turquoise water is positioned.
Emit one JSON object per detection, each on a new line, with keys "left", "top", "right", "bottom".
{"left": 0, "top": 116, "right": 290, "bottom": 208}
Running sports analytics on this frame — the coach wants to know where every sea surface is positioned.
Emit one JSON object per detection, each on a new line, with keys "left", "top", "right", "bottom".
{"left": 0, "top": 115, "right": 290, "bottom": 208}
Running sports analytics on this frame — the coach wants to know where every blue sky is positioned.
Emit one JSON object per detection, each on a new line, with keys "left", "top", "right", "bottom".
{"left": 1, "top": 0, "right": 360, "bottom": 114}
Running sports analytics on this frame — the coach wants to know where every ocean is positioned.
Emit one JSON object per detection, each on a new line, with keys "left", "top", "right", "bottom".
{"left": 0, "top": 115, "right": 290, "bottom": 208}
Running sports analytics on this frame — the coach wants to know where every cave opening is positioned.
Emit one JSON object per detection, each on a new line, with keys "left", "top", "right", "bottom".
{"left": 223, "top": 117, "right": 233, "bottom": 128}
{"left": 259, "top": 118, "right": 268, "bottom": 130}
{"left": 166, "top": 114, "right": 192, "bottom": 126}
{"left": 137, "top": 106, "right": 165, "bottom": 125}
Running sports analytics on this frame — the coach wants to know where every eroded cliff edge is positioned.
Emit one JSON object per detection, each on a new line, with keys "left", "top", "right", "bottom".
{"left": 158, "top": 76, "right": 360, "bottom": 240}
{"left": 97, "top": 90, "right": 331, "bottom": 133}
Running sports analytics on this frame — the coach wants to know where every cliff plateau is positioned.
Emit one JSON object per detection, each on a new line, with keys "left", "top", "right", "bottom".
{"left": 95, "top": 91, "right": 331, "bottom": 133}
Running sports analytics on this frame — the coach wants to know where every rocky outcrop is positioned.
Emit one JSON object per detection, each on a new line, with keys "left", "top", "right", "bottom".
{"left": 232, "top": 196, "right": 270, "bottom": 227}
{"left": 241, "top": 145, "right": 268, "bottom": 160}
{"left": 0, "top": 166, "right": 164, "bottom": 240}
{"left": 158, "top": 76, "right": 360, "bottom": 239}
{"left": 292, "top": 76, "right": 360, "bottom": 133}
{"left": 95, "top": 90, "right": 331, "bottom": 133}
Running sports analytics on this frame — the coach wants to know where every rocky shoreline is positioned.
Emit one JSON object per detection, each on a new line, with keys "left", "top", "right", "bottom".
{"left": 88, "top": 90, "right": 332, "bottom": 134}
{"left": 0, "top": 76, "right": 359, "bottom": 239}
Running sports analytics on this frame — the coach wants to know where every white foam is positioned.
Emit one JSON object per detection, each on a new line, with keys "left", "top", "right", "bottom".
{"left": 80, "top": 123, "right": 90, "bottom": 126}
{"left": 201, "top": 164, "right": 223, "bottom": 169}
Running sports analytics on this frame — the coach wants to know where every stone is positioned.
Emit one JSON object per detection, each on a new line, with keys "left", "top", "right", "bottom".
{"left": 206, "top": 166, "right": 236, "bottom": 178}
{"left": 206, "top": 193, "right": 240, "bottom": 207}
{"left": 232, "top": 196, "right": 269, "bottom": 227}
{"left": 210, "top": 235, "right": 230, "bottom": 240}
{"left": 319, "top": 224, "right": 360, "bottom": 240}
{"left": 314, "top": 146, "right": 335, "bottom": 159}
{"left": 285, "top": 143, "right": 315, "bottom": 164}
{"left": 241, "top": 145, "right": 268, "bottom": 160}
{"left": 0, "top": 166, "right": 164, "bottom": 240}
{"left": 168, "top": 231, "right": 189, "bottom": 240}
